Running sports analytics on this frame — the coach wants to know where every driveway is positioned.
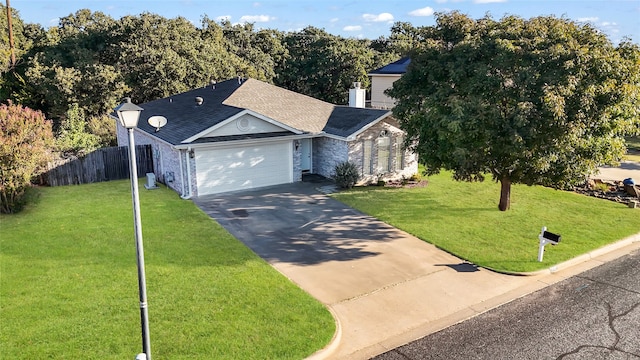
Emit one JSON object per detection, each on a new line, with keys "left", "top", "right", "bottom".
{"left": 192, "top": 180, "right": 634, "bottom": 359}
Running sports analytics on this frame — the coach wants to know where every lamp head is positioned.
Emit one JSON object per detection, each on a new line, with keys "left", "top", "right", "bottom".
{"left": 115, "top": 97, "right": 143, "bottom": 129}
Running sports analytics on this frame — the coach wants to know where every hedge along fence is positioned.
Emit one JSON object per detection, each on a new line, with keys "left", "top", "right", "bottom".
{"left": 43, "top": 145, "right": 154, "bottom": 186}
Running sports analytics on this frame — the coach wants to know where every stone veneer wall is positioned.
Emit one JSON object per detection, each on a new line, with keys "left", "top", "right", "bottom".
{"left": 293, "top": 141, "right": 302, "bottom": 182}
{"left": 348, "top": 120, "right": 418, "bottom": 184}
{"left": 313, "top": 137, "right": 349, "bottom": 179}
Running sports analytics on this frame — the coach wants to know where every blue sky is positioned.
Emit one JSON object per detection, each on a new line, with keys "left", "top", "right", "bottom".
{"left": 11, "top": 0, "right": 640, "bottom": 44}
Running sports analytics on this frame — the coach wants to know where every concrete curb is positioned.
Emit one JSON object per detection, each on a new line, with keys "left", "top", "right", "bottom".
{"left": 506, "top": 232, "right": 640, "bottom": 276}
{"left": 305, "top": 305, "right": 343, "bottom": 360}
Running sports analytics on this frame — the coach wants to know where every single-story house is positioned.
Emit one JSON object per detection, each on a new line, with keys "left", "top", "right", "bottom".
{"left": 116, "top": 78, "right": 417, "bottom": 198}
{"left": 368, "top": 57, "right": 410, "bottom": 109}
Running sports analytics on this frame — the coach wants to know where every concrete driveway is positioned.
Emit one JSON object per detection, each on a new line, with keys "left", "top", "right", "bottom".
{"left": 192, "top": 180, "right": 638, "bottom": 359}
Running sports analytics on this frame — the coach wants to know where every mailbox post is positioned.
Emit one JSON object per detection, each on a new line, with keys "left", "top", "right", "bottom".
{"left": 538, "top": 226, "right": 561, "bottom": 262}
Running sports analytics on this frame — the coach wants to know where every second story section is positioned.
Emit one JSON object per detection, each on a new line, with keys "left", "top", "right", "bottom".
{"left": 368, "top": 57, "right": 410, "bottom": 109}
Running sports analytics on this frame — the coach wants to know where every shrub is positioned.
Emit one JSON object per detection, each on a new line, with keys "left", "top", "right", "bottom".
{"left": 333, "top": 161, "right": 360, "bottom": 189}
{"left": 0, "top": 101, "right": 54, "bottom": 213}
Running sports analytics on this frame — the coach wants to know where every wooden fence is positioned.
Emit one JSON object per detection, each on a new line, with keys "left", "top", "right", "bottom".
{"left": 43, "top": 145, "right": 154, "bottom": 186}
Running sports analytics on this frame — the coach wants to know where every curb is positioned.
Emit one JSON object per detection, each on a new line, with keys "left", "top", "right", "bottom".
{"left": 305, "top": 305, "right": 343, "bottom": 360}
{"left": 506, "top": 232, "right": 640, "bottom": 276}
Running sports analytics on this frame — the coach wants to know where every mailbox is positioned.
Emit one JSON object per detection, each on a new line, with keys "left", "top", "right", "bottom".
{"left": 542, "top": 231, "right": 561, "bottom": 245}
{"left": 538, "top": 226, "right": 561, "bottom": 262}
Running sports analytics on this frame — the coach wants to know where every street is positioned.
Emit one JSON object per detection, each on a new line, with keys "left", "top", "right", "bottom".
{"left": 373, "top": 249, "right": 640, "bottom": 359}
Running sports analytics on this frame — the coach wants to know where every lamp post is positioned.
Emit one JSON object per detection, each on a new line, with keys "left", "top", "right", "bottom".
{"left": 115, "top": 98, "right": 151, "bottom": 360}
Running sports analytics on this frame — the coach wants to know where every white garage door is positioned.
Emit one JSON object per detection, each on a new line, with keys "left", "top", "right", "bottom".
{"left": 195, "top": 141, "right": 292, "bottom": 195}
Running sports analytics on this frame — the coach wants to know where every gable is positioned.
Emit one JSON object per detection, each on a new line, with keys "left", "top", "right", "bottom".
{"left": 202, "top": 113, "right": 287, "bottom": 137}
{"left": 223, "top": 79, "right": 334, "bottom": 133}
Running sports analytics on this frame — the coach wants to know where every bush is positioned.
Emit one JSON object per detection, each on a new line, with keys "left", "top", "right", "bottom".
{"left": 333, "top": 161, "right": 360, "bottom": 189}
{"left": 0, "top": 101, "right": 54, "bottom": 213}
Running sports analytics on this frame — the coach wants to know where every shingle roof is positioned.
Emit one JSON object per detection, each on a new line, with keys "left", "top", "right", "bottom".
{"left": 223, "top": 79, "right": 335, "bottom": 133}
{"left": 133, "top": 79, "right": 245, "bottom": 145}
{"left": 132, "top": 78, "right": 389, "bottom": 145}
{"left": 368, "top": 57, "right": 411, "bottom": 75}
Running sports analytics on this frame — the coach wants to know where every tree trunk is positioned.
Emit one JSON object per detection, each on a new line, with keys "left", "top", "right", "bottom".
{"left": 498, "top": 176, "right": 511, "bottom": 211}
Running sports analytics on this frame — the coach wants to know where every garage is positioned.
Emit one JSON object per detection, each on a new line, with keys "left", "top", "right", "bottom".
{"left": 195, "top": 141, "right": 293, "bottom": 195}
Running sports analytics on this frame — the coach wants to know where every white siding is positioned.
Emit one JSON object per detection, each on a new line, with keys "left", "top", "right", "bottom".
{"left": 370, "top": 75, "right": 401, "bottom": 109}
{"left": 202, "top": 114, "right": 284, "bottom": 137}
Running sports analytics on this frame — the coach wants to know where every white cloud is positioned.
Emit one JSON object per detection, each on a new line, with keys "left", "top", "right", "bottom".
{"left": 239, "top": 15, "right": 273, "bottom": 23}
{"left": 601, "top": 21, "right": 617, "bottom": 26}
{"left": 253, "top": 2, "right": 261, "bottom": 7}
{"left": 330, "top": 17, "right": 339, "bottom": 23}
{"left": 216, "top": 15, "right": 232, "bottom": 22}
{"left": 577, "top": 17, "right": 599, "bottom": 22}
{"left": 362, "top": 13, "right": 394, "bottom": 22}
{"left": 473, "top": 0, "right": 507, "bottom": 3}
{"left": 409, "top": 7, "right": 435, "bottom": 17}
{"left": 344, "top": 25, "right": 362, "bottom": 31}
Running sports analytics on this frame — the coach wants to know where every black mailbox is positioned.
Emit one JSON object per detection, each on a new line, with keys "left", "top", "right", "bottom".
{"left": 542, "top": 231, "right": 561, "bottom": 245}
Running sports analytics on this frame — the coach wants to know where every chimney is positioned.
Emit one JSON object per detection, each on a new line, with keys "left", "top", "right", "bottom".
{"left": 349, "top": 82, "right": 365, "bottom": 108}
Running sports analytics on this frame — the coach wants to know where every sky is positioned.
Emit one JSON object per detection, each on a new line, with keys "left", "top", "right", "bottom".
{"left": 10, "top": 0, "right": 640, "bottom": 45}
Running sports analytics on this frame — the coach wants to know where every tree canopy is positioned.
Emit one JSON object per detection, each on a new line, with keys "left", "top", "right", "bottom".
{"left": 388, "top": 12, "right": 640, "bottom": 211}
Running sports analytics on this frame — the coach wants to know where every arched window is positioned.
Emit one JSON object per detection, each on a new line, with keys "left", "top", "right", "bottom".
{"left": 377, "top": 130, "right": 390, "bottom": 173}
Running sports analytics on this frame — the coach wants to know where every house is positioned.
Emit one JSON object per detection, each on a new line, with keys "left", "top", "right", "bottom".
{"left": 368, "top": 57, "right": 410, "bottom": 109}
{"left": 116, "top": 78, "right": 417, "bottom": 197}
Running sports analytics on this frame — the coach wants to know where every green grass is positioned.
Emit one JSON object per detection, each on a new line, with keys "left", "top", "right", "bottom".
{"left": 0, "top": 181, "right": 334, "bottom": 359}
{"left": 332, "top": 172, "right": 640, "bottom": 273}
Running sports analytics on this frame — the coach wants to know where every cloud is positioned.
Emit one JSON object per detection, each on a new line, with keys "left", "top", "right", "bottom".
{"left": 473, "top": 0, "right": 507, "bottom": 3}
{"left": 577, "top": 17, "right": 599, "bottom": 22}
{"left": 344, "top": 25, "right": 362, "bottom": 31}
{"left": 239, "top": 15, "right": 273, "bottom": 23}
{"left": 330, "top": 17, "right": 339, "bottom": 23}
{"left": 253, "top": 2, "right": 261, "bottom": 7}
{"left": 409, "top": 7, "right": 435, "bottom": 16}
{"left": 216, "top": 15, "right": 232, "bottom": 22}
{"left": 362, "top": 13, "right": 394, "bottom": 22}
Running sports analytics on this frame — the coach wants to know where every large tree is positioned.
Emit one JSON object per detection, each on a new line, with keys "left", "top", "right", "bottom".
{"left": 388, "top": 12, "right": 640, "bottom": 211}
{"left": 276, "top": 27, "right": 375, "bottom": 104}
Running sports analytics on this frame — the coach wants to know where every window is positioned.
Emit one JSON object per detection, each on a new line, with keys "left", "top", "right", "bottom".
{"left": 377, "top": 131, "right": 390, "bottom": 173}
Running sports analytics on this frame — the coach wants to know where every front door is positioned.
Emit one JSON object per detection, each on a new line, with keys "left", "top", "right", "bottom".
{"left": 300, "top": 138, "right": 312, "bottom": 173}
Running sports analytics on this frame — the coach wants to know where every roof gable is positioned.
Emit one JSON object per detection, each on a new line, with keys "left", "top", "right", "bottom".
{"left": 223, "top": 79, "right": 335, "bottom": 133}
{"left": 182, "top": 110, "right": 302, "bottom": 143}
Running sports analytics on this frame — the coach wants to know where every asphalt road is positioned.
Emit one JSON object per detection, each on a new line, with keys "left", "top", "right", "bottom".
{"left": 373, "top": 249, "right": 640, "bottom": 360}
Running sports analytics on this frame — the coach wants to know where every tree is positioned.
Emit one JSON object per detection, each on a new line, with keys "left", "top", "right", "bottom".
{"left": 56, "top": 103, "right": 100, "bottom": 156}
{"left": 0, "top": 101, "right": 54, "bottom": 213}
{"left": 276, "top": 27, "right": 375, "bottom": 104}
{"left": 388, "top": 12, "right": 640, "bottom": 211}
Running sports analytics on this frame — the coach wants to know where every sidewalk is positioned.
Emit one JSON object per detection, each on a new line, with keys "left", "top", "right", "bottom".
{"left": 309, "top": 233, "right": 640, "bottom": 360}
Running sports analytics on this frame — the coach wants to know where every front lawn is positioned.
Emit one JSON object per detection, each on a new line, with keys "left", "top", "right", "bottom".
{"left": 332, "top": 172, "right": 640, "bottom": 273}
{"left": 0, "top": 181, "right": 334, "bottom": 359}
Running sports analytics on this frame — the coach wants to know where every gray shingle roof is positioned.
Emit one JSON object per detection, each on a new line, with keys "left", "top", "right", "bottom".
{"left": 132, "top": 78, "right": 389, "bottom": 145}
{"left": 368, "top": 57, "right": 411, "bottom": 75}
